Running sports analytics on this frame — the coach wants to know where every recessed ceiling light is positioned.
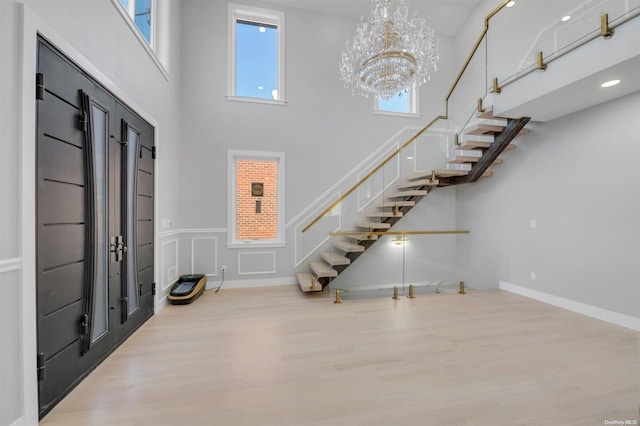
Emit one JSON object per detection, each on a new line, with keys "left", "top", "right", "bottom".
{"left": 406, "top": 156, "right": 414, "bottom": 160}
{"left": 506, "top": 1, "right": 515, "bottom": 7}
{"left": 561, "top": 15, "right": 571, "bottom": 22}
{"left": 259, "top": 27, "right": 266, "bottom": 33}
{"left": 601, "top": 79, "right": 620, "bottom": 88}
{"left": 257, "top": 86, "right": 264, "bottom": 90}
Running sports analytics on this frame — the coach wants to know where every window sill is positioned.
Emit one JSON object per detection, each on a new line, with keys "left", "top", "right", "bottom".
{"left": 373, "top": 110, "right": 420, "bottom": 119}
{"left": 111, "top": 0, "right": 169, "bottom": 81}
{"left": 226, "top": 95, "right": 287, "bottom": 106}
{"left": 227, "top": 242, "right": 287, "bottom": 249}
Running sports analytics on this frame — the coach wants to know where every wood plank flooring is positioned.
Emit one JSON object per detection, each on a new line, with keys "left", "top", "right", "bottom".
{"left": 40, "top": 286, "right": 639, "bottom": 425}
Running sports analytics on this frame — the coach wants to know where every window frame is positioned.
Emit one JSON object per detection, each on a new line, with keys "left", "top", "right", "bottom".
{"left": 373, "top": 84, "right": 420, "bottom": 118}
{"left": 227, "top": 150, "right": 286, "bottom": 248}
{"left": 227, "top": 3, "right": 287, "bottom": 106}
{"left": 111, "top": 0, "right": 170, "bottom": 80}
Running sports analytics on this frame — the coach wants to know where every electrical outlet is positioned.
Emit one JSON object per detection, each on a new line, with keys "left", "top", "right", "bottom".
{"left": 221, "top": 265, "right": 227, "bottom": 273}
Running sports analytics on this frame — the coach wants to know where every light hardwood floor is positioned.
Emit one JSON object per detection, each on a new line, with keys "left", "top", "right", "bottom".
{"left": 40, "top": 286, "right": 638, "bottom": 426}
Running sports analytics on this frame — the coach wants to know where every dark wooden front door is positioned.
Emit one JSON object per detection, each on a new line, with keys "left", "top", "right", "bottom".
{"left": 36, "top": 38, "right": 155, "bottom": 418}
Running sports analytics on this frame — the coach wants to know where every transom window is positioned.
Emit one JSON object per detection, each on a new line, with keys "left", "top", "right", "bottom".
{"left": 112, "top": 0, "right": 169, "bottom": 79}
{"left": 120, "top": 0, "right": 153, "bottom": 44}
{"left": 227, "top": 4, "right": 286, "bottom": 105}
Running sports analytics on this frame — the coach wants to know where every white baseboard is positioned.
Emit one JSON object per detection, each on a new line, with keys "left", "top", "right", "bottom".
{"left": 206, "top": 276, "right": 297, "bottom": 290}
{"left": 155, "top": 293, "right": 168, "bottom": 313}
{"left": 10, "top": 416, "right": 25, "bottom": 426}
{"left": 499, "top": 281, "right": 640, "bottom": 331}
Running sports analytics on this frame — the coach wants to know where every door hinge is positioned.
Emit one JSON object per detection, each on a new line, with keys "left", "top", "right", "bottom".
{"left": 36, "top": 73, "right": 45, "bottom": 100}
{"left": 78, "top": 111, "right": 88, "bottom": 132}
{"left": 37, "top": 353, "right": 45, "bottom": 381}
{"left": 151, "top": 146, "right": 156, "bottom": 160}
{"left": 152, "top": 282, "right": 156, "bottom": 296}
{"left": 120, "top": 119, "right": 129, "bottom": 146}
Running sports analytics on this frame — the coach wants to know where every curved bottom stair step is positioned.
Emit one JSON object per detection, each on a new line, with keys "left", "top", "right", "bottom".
{"left": 296, "top": 272, "right": 323, "bottom": 292}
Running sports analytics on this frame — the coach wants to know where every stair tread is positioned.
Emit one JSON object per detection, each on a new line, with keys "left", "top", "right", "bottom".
{"left": 475, "top": 106, "right": 495, "bottom": 119}
{"left": 504, "top": 144, "right": 516, "bottom": 151}
{"left": 354, "top": 221, "right": 391, "bottom": 229}
{"left": 310, "top": 261, "right": 338, "bottom": 278}
{"left": 296, "top": 272, "right": 322, "bottom": 292}
{"left": 397, "top": 180, "right": 430, "bottom": 190}
{"left": 320, "top": 252, "right": 351, "bottom": 266}
{"left": 409, "top": 169, "right": 469, "bottom": 180}
{"left": 333, "top": 240, "right": 365, "bottom": 253}
{"left": 378, "top": 201, "right": 416, "bottom": 208}
{"left": 447, "top": 156, "right": 480, "bottom": 164}
{"left": 387, "top": 190, "right": 428, "bottom": 198}
{"left": 464, "top": 123, "right": 504, "bottom": 136}
{"left": 347, "top": 234, "right": 379, "bottom": 241}
{"left": 367, "top": 212, "right": 403, "bottom": 218}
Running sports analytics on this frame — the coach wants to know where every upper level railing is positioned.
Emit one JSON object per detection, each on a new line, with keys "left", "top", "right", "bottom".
{"left": 294, "top": 0, "right": 640, "bottom": 267}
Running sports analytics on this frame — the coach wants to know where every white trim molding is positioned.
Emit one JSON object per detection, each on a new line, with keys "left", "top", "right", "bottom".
{"left": 9, "top": 416, "right": 25, "bottom": 426}
{"left": 0, "top": 258, "right": 22, "bottom": 274}
{"left": 110, "top": 0, "right": 170, "bottom": 80}
{"left": 207, "top": 276, "right": 296, "bottom": 290}
{"left": 238, "top": 251, "right": 277, "bottom": 275}
{"left": 161, "top": 239, "right": 179, "bottom": 291}
{"left": 191, "top": 236, "right": 218, "bottom": 277}
{"left": 499, "top": 281, "right": 640, "bottom": 331}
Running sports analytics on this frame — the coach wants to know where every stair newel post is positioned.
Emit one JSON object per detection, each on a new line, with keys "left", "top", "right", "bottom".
{"left": 477, "top": 98, "right": 485, "bottom": 114}
{"left": 601, "top": 13, "right": 614, "bottom": 38}
{"left": 310, "top": 276, "right": 316, "bottom": 291}
{"left": 492, "top": 77, "right": 501, "bottom": 94}
{"left": 428, "top": 170, "right": 439, "bottom": 187}
{"left": 393, "top": 202, "right": 399, "bottom": 217}
{"left": 392, "top": 286, "right": 399, "bottom": 300}
{"left": 459, "top": 281, "right": 466, "bottom": 295}
{"left": 536, "top": 51, "right": 547, "bottom": 71}
{"left": 334, "top": 289, "right": 342, "bottom": 304}
{"left": 407, "top": 284, "right": 416, "bottom": 299}
{"left": 454, "top": 133, "right": 460, "bottom": 147}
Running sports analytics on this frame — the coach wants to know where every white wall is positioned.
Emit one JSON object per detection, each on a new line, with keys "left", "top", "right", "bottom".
{"left": 175, "top": 0, "right": 457, "bottom": 287}
{"left": 456, "top": 91, "right": 640, "bottom": 319}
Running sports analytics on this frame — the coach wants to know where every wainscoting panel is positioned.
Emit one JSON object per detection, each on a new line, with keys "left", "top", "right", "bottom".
{"left": 238, "top": 251, "right": 276, "bottom": 275}
{"left": 0, "top": 267, "right": 22, "bottom": 426}
{"left": 191, "top": 236, "right": 217, "bottom": 276}
{"left": 161, "top": 239, "right": 178, "bottom": 291}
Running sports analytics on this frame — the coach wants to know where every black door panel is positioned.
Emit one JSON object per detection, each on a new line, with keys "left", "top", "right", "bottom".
{"left": 39, "top": 262, "right": 85, "bottom": 316}
{"left": 36, "top": 38, "right": 154, "bottom": 418}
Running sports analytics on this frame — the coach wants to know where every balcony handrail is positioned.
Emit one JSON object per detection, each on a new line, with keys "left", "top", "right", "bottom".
{"left": 301, "top": 0, "right": 511, "bottom": 233}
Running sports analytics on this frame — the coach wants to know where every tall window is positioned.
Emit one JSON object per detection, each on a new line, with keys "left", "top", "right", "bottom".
{"left": 228, "top": 151, "right": 285, "bottom": 247}
{"left": 120, "top": 0, "right": 153, "bottom": 44}
{"left": 375, "top": 85, "right": 419, "bottom": 117}
{"left": 228, "top": 4, "right": 286, "bottom": 105}
{"left": 113, "top": 0, "right": 169, "bottom": 78}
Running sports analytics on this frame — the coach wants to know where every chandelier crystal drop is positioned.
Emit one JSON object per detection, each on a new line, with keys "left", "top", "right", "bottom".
{"left": 339, "top": 0, "right": 439, "bottom": 100}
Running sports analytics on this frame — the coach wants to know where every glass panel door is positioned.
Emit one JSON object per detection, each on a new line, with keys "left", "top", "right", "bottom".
{"left": 125, "top": 125, "right": 141, "bottom": 315}
{"left": 89, "top": 104, "right": 110, "bottom": 343}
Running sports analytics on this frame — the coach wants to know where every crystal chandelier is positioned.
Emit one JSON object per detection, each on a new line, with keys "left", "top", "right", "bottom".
{"left": 339, "top": 0, "right": 439, "bottom": 100}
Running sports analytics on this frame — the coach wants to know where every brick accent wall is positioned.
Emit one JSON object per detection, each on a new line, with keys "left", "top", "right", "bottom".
{"left": 236, "top": 159, "right": 278, "bottom": 240}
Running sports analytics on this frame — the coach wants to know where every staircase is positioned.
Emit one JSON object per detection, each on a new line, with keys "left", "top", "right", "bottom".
{"left": 296, "top": 107, "right": 530, "bottom": 292}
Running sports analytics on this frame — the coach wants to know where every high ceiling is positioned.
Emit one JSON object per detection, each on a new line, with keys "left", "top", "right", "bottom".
{"left": 263, "top": 0, "right": 486, "bottom": 36}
